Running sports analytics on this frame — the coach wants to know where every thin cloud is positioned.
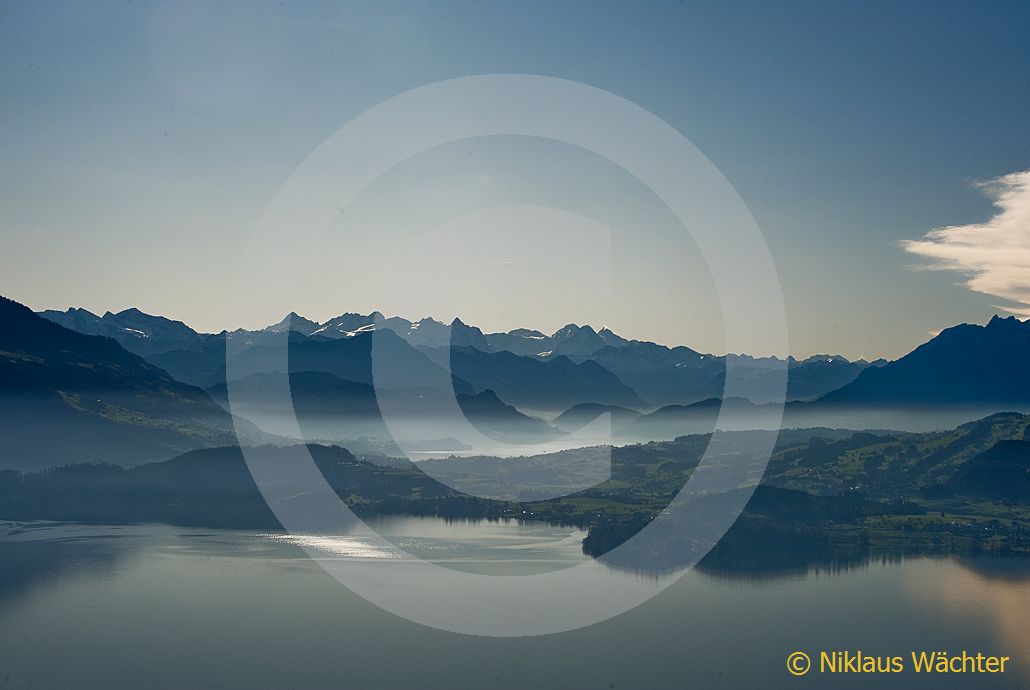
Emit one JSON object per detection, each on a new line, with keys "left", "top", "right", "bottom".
{"left": 901, "top": 170, "right": 1030, "bottom": 317}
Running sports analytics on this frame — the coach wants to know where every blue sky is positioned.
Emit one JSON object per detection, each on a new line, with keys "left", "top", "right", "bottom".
{"left": 2, "top": 1, "right": 1029, "bottom": 358}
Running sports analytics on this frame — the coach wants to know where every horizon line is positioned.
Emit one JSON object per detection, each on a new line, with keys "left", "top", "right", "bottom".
{"left": 23, "top": 294, "right": 1025, "bottom": 364}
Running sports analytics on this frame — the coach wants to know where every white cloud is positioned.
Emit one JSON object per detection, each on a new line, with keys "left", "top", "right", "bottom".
{"left": 901, "top": 170, "right": 1030, "bottom": 317}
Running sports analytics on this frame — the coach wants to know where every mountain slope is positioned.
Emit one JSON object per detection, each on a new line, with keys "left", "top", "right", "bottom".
{"left": 580, "top": 341, "right": 722, "bottom": 406}
{"left": 39, "top": 306, "right": 201, "bottom": 356}
{"left": 449, "top": 347, "right": 646, "bottom": 412}
{"left": 617, "top": 397, "right": 782, "bottom": 440}
{"left": 260, "top": 311, "right": 321, "bottom": 336}
{"left": 483, "top": 323, "right": 616, "bottom": 358}
{"left": 821, "top": 316, "right": 1030, "bottom": 406}
{"left": 949, "top": 439, "right": 1030, "bottom": 501}
{"left": 146, "top": 332, "right": 228, "bottom": 387}
{"left": 212, "top": 328, "right": 474, "bottom": 393}
{"left": 0, "top": 444, "right": 456, "bottom": 529}
{"left": 552, "top": 403, "right": 643, "bottom": 433}
{"left": 206, "top": 371, "right": 558, "bottom": 444}
{"left": 785, "top": 355, "right": 881, "bottom": 401}
{"left": 0, "top": 296, "right": 247, "bottom": 470}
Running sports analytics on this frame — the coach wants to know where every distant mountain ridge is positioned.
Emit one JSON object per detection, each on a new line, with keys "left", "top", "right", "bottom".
{"left": 39, "top": 303, "right": 1030, "bottom": 417}
{"left": 39, "top": 306, "right": 201, "bottom": 356}
{"left": 40, "top": 305, "right": 883, "bottom": 406}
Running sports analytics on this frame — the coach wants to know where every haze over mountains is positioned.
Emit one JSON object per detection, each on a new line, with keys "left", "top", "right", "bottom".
{"left": 1, "top": 294, "right": 1027, "bottom": 470}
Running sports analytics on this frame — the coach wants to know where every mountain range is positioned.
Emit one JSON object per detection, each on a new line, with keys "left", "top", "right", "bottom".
{"left": 3, "top": 295, "right": 1028, "bottom": 470}
{"left": 39, "top": 304, "right": 885, "bottom": 409}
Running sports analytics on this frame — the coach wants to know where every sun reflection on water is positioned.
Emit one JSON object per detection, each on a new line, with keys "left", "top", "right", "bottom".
{"left": 261, "top": 534, "right": 406, "bottom": 560}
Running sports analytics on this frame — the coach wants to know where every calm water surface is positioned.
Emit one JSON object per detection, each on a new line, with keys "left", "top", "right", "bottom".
{"left": 0, "top": 519, "right": 1026, "bottom": 690}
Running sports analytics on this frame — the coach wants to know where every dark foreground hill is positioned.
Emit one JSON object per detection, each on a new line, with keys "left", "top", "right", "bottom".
{"left": 0, "top": 444, "right": 456, "bottom": 528}
{"left": 0, "top": 296, "right": 257, "bottom": 470}
{"left": 949, "top": 440, "right": 1030, "bottom": 502}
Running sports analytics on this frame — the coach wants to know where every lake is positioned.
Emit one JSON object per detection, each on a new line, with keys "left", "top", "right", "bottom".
{"left": 0, "top": 519, "right": 1027, "bottom": 689}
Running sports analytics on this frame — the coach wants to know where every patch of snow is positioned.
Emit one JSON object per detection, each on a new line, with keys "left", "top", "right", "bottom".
{"left": 343, "top": 323, "right": 376, "bottom": 337}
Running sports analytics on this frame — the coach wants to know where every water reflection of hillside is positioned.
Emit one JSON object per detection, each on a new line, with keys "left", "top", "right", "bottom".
{"left": 697, "top": 551, "right": 1026, "bottom": 583}
{"left": 0, "top": 523, "right": 131, "bottom": 608}
{"left": 952, "top": 552, "right": 1030, "bottom": 581}
{"left": 597, "top": 529, "right": 1030, "bottom": 582}
{"left": 695, "top": 551, "right": 889, "bottom": 582}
